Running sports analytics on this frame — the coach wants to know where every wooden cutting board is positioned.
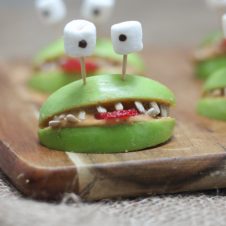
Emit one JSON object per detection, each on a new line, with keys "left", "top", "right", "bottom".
{"left": 1, "top": 50, "right": 226, "bottom": 201}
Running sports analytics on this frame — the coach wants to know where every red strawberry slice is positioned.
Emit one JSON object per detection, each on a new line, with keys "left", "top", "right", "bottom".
{"left": 60, "top": 58, "right": 99, "bottom": 74}
{"left": 95, "top": 109, "right": 139, "bottom": 120}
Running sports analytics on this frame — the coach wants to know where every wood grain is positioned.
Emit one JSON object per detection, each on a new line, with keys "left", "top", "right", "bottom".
{"left": 1, "top": 50, "right": 226, "bottom": 201}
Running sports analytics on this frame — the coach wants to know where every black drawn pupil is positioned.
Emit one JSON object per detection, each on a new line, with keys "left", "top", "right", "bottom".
{"left": 42, "top": 10, "right": 50, "bottom": 17}
{"left": 93, "top": 8, "right": 100, "bottom": 16}
{"left": 119, "top": 34, "right": 127, "bottom": 42}
{"left": 78, "top": 40, "right": 87, "bottom": 48}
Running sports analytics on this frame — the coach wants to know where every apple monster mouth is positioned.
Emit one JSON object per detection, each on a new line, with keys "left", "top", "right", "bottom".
{"left": 38, "top": 74, "right": 175, "bottom": 153}
{"left": 43, "top": 100, "right": 171, "bottom": 129}
{"left": 196, "top": 66, "right": 226, "bottom": 121}
{"left": 203, "top": 88, "right": 226, "bottom": 98}
{"left": 38, "top": 74, "right": 176, "bottom": 129}
{"left": 200, "top": 68, "right": 226, "bottom": 98}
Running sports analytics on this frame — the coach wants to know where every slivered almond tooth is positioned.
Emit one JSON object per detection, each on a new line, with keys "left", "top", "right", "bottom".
{"left": 150, "top": 102, "right": 160, "bottom": 114}
{"left": 97, "top": 106, "right": 107, "bottom": 113}
{"left": 135, "top": 101, "right": 145, "bottom": 113}
{"left": 66, "top": 114, "right": 80, "bottom": 123}
{"left": 115, "top": 102, "right": 124, "bottom": 111}
{"left": 59, "top": 114, "right": 66, "bottom": 120}
{"left": 49, "top": 120, "right": 61, "bottom": 128}
{"left": 78, "top": 111, "right": 86, "bottom": 120}
{"left": 160, "top": 105, "right": 169, "bottom": 117}
{"left": 146, "top": 108, "right": 158, "bottom": 117}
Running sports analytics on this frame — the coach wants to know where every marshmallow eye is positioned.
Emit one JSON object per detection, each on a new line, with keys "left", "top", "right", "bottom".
{"left": 111, "top": 21, "right": 143, "bottom": 55}
{"left": 81, "top": 0, "right": 115, "bottom": 23}
{"left": 35, "top": 0, "right": 66, "bottom": 25}
{"left": 64, "top": 20, "right": 96, "bottom": 58}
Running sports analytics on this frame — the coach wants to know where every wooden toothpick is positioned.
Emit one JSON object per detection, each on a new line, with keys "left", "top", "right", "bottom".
{"left": 80, "top": 57, "right": 86, "bottom": 85}
{"left": 122, "top": 54, "right": 128, "bottom": 80}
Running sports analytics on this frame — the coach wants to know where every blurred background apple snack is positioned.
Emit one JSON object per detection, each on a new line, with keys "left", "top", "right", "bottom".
{"left": 0, "top": 0, "right": 223, "bottom": 59}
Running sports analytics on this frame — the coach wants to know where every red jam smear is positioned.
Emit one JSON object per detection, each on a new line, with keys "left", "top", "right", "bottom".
{"left": 95, "top": 109, "right": 139, "bottom": 120}
{"left": 60, "top": 58, "right": 99, "bottom": 74}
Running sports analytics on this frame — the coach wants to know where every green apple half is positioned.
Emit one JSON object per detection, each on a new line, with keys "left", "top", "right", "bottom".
{"left": 197, "top": 68, "right": 226, "bottom": 121}
{"left": 195, "top": 31, "right": 226, "bottom": 80}
{"left": 29, "top": 39, "right": 145, "bottom": 94}
{"left": 39, "top": 74, "right": 176, "bottom": 153}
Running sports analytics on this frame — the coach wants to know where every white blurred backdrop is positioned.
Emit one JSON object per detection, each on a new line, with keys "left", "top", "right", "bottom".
{"left": 0, "top": 0, "right": 223, "bottom": 58}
